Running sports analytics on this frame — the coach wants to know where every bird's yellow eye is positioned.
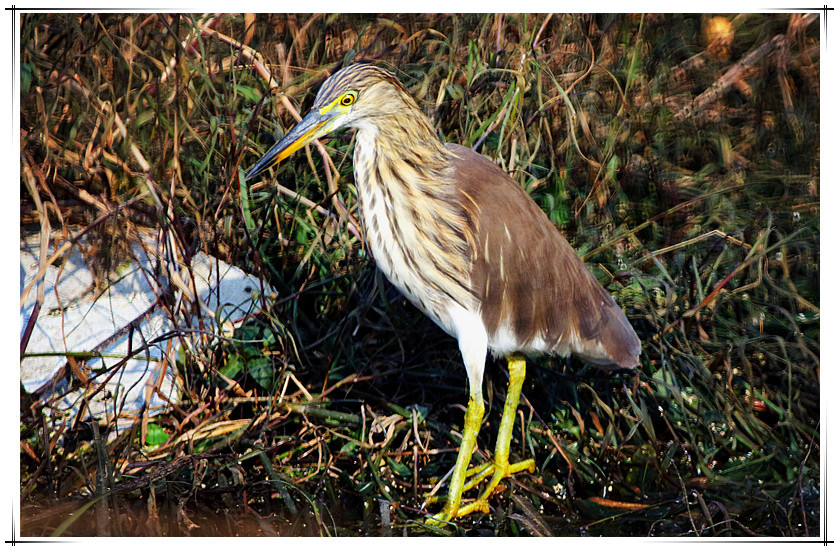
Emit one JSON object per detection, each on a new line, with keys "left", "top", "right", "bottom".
{"left": 340, "top": 92, "right": 356, "bottom": 107}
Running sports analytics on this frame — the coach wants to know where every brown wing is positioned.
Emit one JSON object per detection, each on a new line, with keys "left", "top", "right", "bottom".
{"left": 446, "top": 144, "right": 640, "bottom": 368}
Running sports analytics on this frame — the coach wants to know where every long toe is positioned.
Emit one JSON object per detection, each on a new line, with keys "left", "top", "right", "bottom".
{"left": 455, "top": 457, "right": 536, "bottom": 517}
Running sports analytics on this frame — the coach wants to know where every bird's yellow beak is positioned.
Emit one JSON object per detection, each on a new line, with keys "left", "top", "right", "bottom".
{"left": 245, "top": 110, "right": 334, "bottom": 181}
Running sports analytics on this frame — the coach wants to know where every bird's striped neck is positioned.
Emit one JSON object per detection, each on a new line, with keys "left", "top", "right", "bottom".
{"left": 351, "top": 112, "right": 477, "bottom": 329}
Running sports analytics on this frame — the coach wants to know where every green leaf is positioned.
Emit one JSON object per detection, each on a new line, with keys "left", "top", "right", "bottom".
{"left": 136, "top": 109, "right": 156, "bottom": 127}
{"left": 240, "top": 171, "right": 256, "bottom": 234}
{"left": 220, "top": 354, "right": 243, "bottom": 379}
{"left": 446, "top": 84, "right": 464, "bottom": 100}
{"left": 235, "top": 84, "right": 262, "bottom": 104}
{"left": 385, "top": 456, "right": 411, "bottom": 477}
{"left": 145, "top": 423, "right": 169, "bottom": 447}
{"left": 248, "top": 357, "right": 274, "bottom": 389}
{"left": 21, "top": 64, "right": 32, "bottom": 96}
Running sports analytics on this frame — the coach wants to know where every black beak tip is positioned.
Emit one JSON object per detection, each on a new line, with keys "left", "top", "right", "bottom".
{"left": 244, "top": 159, "right": 271, "bottom": 182}
{"left": 244, "top": 167, "right": 259, "bottom": 181}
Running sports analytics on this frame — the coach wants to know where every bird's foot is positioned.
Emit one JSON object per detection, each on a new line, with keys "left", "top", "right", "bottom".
{"left": 462, "top": 457, "right": 536, "bottom": 515}
{"left": 425, "top": 457, "right": 536, "bottom": 526}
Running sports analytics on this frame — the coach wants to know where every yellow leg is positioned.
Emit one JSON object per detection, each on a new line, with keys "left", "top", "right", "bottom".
{"left": 429, "top": 394, "right": 484, "bottom": 524}
{"left": 460, "top": 354, "right": 535, "bottom": 515}
{"left": 427, "top": 354, "right": 535, "bottom": 524}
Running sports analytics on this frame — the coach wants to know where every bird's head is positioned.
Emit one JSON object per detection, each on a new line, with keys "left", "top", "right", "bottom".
{"left": 245, "top": 63, "right": 416, "bottom": 181}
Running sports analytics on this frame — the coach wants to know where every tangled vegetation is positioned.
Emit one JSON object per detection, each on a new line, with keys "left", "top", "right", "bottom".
{"left": 20, "top": 13, "right": 819, "bottom": 536}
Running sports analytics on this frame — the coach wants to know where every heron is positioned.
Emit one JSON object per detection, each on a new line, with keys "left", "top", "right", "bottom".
{"left": 245, "top": 63, "right": 641, "bottom": 523}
